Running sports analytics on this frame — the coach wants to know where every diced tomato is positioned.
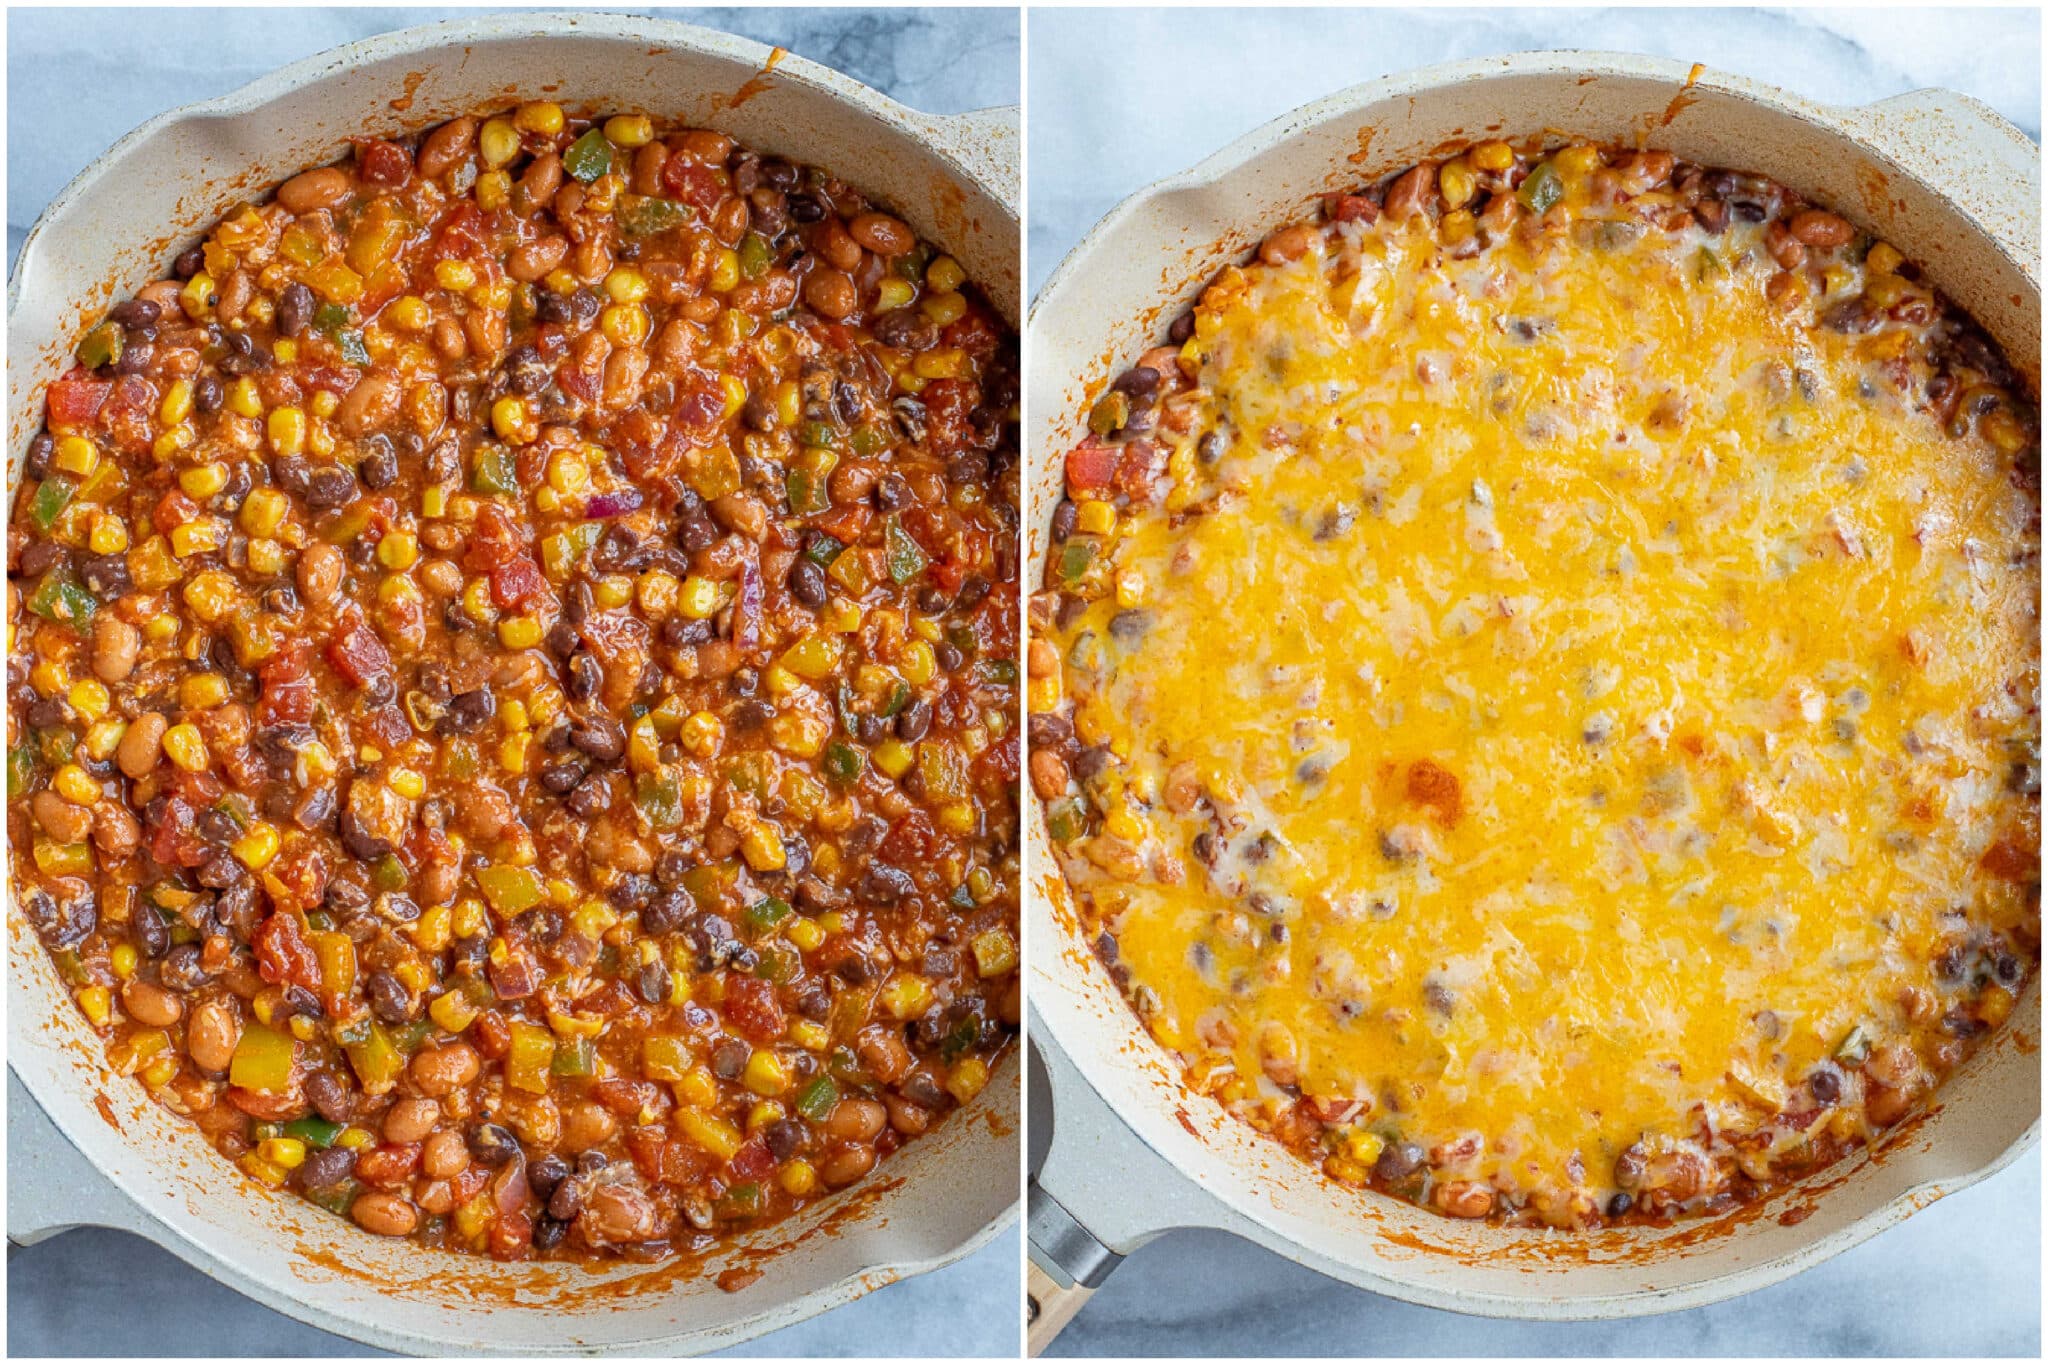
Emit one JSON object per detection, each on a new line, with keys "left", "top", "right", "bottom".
{"left": 252, "top": 911, "right": 322, "bottom": 991}
{"left": 257, "top": 641, "right": 314, "bottom": 725}
{"left": 659, "top": 158, "right": 726, "bottom": 211}
{"left": 429, "top": 202, "right": 486, "bottom": 262}
{"left": 723, "top": 974, "right": 786, "bottom": 1044}
{"left": 102, "top": 377, "right": 159, "bottom": 455}
{"left": 922, "top": 379, "right": 979, "bottom": 458}
{"left": 144, "top": 796, "right": 211, "bottom": 869}
{"left": 1113, "top": 439, "right": 1167, "bottom": 503}
{"left": 881, "top": 811, "right": 939, "bottom": 865}
{"left": 298, "top": 366, "right": 358, "bottom": 395}
{"left": 555, "top": 359, "right": 601, "bottom": 404}
{"left": 153, "top": 489, "right": 203, "bottom": 535}
{"left": 941, "top": 310, "right": 1002, "bottom": 359}
{"left": 813, "top": 322, "right": 857, "bottom": 353}
{"left": 353, "top": 138, "right": 413, "bottom": 189}
{"left": 45, "top": 375, "right": 111, "bottom": 428}
{"left": 727, "top": 1138, "right": 775, "bottom": 1181}
{"left": 489, "top": 951, "right": 543, "bottom": 1001}
{"left": 462, "top": 504, "right": 522, "bottom": 570}
{"left": 490, "top": 555, "right": 547, "bottom": 610}
{"left": 325, "top": 618, "right": 392, "bottom": 688}
{"left": 488, "top": 1211, "right": 533, "bottom": 1261}
{"left": 975, "top": 731, "right": 1021, "bottom": 787}
{"left": 672, "top": 376, "right": 726, "bottom": 434}
{"left": 815, "top": 504, "right": 870, "bottom": 545}
{"left": 1064, "top": 437, "right": 1117, "bottom": 492}
{"left": 264, "top": 844, "right": 330, "bottom": 917}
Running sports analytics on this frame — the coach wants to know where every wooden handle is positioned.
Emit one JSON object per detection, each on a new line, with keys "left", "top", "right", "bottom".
{"left": 1026, "top": 1258, "right": 1095, "bottom": 1356}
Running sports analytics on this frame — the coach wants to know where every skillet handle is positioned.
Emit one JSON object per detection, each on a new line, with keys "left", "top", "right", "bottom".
{"left": 1026, "top": 1258, "right": 1094, "bottom": 1356}
{"left": 1025, "top": 1176, "right": 1122, "bottom": 1356}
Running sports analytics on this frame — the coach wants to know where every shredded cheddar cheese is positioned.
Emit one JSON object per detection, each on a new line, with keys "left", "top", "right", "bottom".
{"left": 1039, "top": 144, "right": 2040, "bottom": 1226}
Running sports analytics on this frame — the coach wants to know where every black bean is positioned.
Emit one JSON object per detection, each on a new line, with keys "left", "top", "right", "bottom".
{"left": 297, "top": 1145, "right": 357, "bottom": 1191}
{"left": 566, "top": 775, "right": 611, "bottom": 817}
{"left": 934, "top": 642, "right": 964, "bottom": 672}
{"left": 443, "top": 688, "right": 495, "bottom": 734}
{"left": 366, "top": 970, "right": 416, "bottom": 1024}
{"left": 637, "top": 959, "right": 673, "bottom": 1005}
{"left": 1808, "top": 1065, "right": 1843, "bottom": 1104}
{"left": 569, "top": 715, "right": 625, "bottom": 762}
{"left": 528, "top": 1153, "right": 571, "bottom": 1200}
{"left": 642, "top": 889, "right": 690, "bottom": 936}
{"left": 337, "top": 810, "right": 394, "bottom": 863}
{"left": 1374, "top": 1142, "right": 1426, "bottom": 1183}
{"left": 468, "top": 1122, "right": 523, "bottom": 1166}
{"left": 1050, "top": 502, "right": 1077, "bottom": 542}
{"left": 173, "top": 246, "right": 205, "bottom": 279}
{"left": 1606, "top": 1191, "right": 1634, "bottom": 1218}
{"left": 193, "top": 374, "right": 224, "bottom": 414}
{"left": 764, "top": 1119, "right": 806, "bottom": 1161}
{"left": 547, "top": 1179, "right": 584, "bottom": 1222}
{"left": 108, "top": 299, "right": 160, "bottom": 328}
{"left": 788, "top": 193, "right": 825, "bottom": 223}
{"left": 159, "top": 943, "right": 212, "bottom": 992}
{"left": 788, "top": 558, "right": 828, "bottom": 606}
{"left": 566, "top": 652, "right": 603, "bottom": 702}
{"left": 895, "top": 697, "right": 932, "bottom": 742}
{"left": 711, "top": 1038, "right": 750, "bottom": 1079}
{"left": 24, "top": 433, "right": 56, "bottom": 479}
{"left": 540, "top": 757, "right": 589, "bottom": 794}
{"left": 1168, "top": 312, "right": 1195, "bottom": 344}
{"left": 358, "top": 436, "right": 401, "bottom": 489}
{"left": 306, "top": 1069, "right": 356, "bottom": 1124}
{"left": 303, "top": 465, "right": 358, "bottom": 509}
{"left": 276, "top": 283, "right": 316, "bottom": 338}
{"left": 860, "top": 863, "right": 915, "bottom": 903}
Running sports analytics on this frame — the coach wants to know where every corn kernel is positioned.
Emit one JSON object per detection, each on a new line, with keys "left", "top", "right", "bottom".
{"left": 604, "top": 266, "right": 649, "bottom": 304}
{"left": 226, "top": 376, "right": 263, "bottom": 419}
{"left": 1115, "top": 568, "right": 1146, "bottom": 608}
{"left": 946, "top": 1056, "right": 990, "bottom": 1104}
{"left": 881, "top": 972, "right": 935, "bottom": 1020}
{"left": 179, "top": 673, "right": 229, "bottom": 710}
{"left": 499, "top": 732, "right": 531, "bottom": 772}
{"left": 709, "top": 249, "right": 740, "bottom": 293}
{"left": 260, "top": 1137, "right": 308, "bottom": 1170}
{"left": 779, "top": 1160, "right": 818, "bottom": 1197}
{"left": 740, "top": 823, "right": 786, "bottom": 873}
{"left": 181, "top": 568, "right": 238, "bottom": 619}
{"left": 88, "top": 511, "right": 130, "bottom": 555}
{"left": 159, "top": 379, "right": 195, "bottom": 426}
{"left": 53, "top": 764, "right": 101, "bottom": 806}
{"left": 899, "top": 640, "right": 936, "bottom": 686}
{"left": 497, "top": 615, "right": 542, "bottom": 650}
{"left": 238, "top": 488, "right": 288, "bottom": 536}
{"left": 876, "top": 277, "right": 915, "bottom": 312}
{"left": 377, "top": 530, "right": 419, "bottom": 571}
{"left": 475, "top": 169, "right": 513, "bottom": 210}
{"left": 1866, "top": 241, "right": 1904, "bottom": 275}
{"left": 927, "top": 255, "right": 966, "bottom": 293}
{"left": 742, "top": 1049, "right": 789, "bottom": 1096}
{"left": 387, "top": 295, "right": 431, "bottom": 332}
{"left": 1471, "top": 139, "right": 1515, "bottom": 173}
{"left": 1438, "top": 158, "right": 1477, "bottom": 210}
{"left": 67, "top": 678, "right": 110, "bottom": 723}
{"left": 180, "top": 271, "right": 217, "bottom": 320}
{"left": 272, "top": 338, "right": 299, "bottom": 365}
{"left": 267, "top": 407, "right": 307, "bottom": 457}
{"left": 162, "top": 723, "right": 209, "bottom": 772}
{"left": 77, "top": 985, "right": 114, "bottom": 1027}
{"left": 677, "top": 575, "right": 720, "bottom": 619}
{"left": 232, "top": 822, "right": 280, "bottom": 870}
{"left": 514, "top": 100, "right": 564, "bottom": 135}
{"left": 1071, "top": 499, "right": 1116, "bottom": 537}
{"left": 545, "top": 448, "right": 589, "bottom": 494}
{"left": 435, "top": 258, "right": 478, "bottom": 292}
{"left": 110, "top": 942, "right": 140, "bottom": 981}
{"left": 636, "top": 569, "right": 679, "bottom": 617}
{"left": 308, "top": 389, "right": 339, "bottom": 419}
{"left": 53, "top": 435, "right": 98, "bottom": 476}
{"left": 430, "top": 989, "right": 479, "bottom": 1033}
{"left": 873, "top": 739, "right": 914, "bottom": 779}
{"left": 920, "top": 291, "right": 968, "bottom": 327}
{"left": 600, "top": 301, "right": 649, "bottom": 346}
{"left": 604, "top": 114, "right": 653, "bottom": 147}
{"left": 178, "top": 463, "right": 229, "bottom": 499}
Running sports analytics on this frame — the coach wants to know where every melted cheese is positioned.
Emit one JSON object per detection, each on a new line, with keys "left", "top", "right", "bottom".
{"left": 1049, "top": 199, "right": 2039, "bottom": 1217}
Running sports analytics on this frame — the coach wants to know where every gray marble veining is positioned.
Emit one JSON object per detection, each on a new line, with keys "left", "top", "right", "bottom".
{"left": 4, "top": 7, "right": 1018, "bottom": 1358}
{"left": 1026, "top": 6, "right": 2040, "bottom": 1358}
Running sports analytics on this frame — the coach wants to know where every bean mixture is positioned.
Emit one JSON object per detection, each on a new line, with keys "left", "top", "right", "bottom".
{"left": 9, "top": 101, "right": 1019, "bottom": 1266}
{"left": 1033, "top": 141, "right": 2039, "bottom": 1228}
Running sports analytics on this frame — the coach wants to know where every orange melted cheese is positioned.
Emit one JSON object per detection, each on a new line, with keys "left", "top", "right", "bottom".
{"left": 1048, "top": 180, "right": 2040, "bottom": 1219}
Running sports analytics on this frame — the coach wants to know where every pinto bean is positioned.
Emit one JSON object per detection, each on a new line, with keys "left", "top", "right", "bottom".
{"left": 116, "top": 712, "right": 168, "bottom": 779}
{"left": 91, "top": 617, "right": 140, "bottom": 682}
{"left": 351, "top": 1191, "right": 419, "bottom": 1236}
{"left": 186, "top": 998, "right": 242, "bottom": 1073}
{"left": 277, "top": 166, "right": 353, "bottom": 215}
{"left": 1789, "top": 209, "right": 1853, "bottom": 248}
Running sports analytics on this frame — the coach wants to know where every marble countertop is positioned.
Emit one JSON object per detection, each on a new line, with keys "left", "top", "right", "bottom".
{"left": 4, "top": 7, "right": 1018, "bottom": 1358}
{"left": 1028, "top": 6, "right": 2040, "bottom": 1358}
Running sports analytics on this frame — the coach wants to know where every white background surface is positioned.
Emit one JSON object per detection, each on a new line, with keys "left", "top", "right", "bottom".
{"left": 4, "top": 6, "right": 1020, "bottom": 1358}
{"left": 1026, "top": 5, "right": 2041, "bottom": 1358}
